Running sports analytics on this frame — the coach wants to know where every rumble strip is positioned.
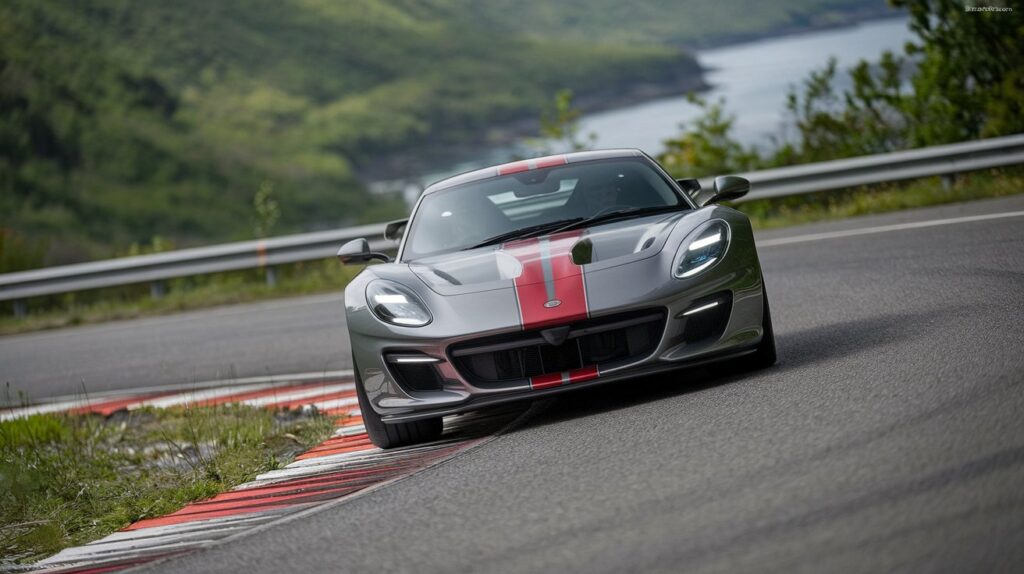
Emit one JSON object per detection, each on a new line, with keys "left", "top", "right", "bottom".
{"left": 6, "top": 376, "right": 525, "bottom": 573}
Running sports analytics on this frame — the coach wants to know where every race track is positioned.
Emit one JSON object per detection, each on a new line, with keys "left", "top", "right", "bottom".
{"left": 3, "top": 196, "right": 1023, "bottom": 572}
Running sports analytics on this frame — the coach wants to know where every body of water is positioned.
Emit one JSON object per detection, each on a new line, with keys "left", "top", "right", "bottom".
{"left": 399, "top": 17, "right": 913, "bottom": 198}
{"left": 580, "top": 17, "right": 912, "bottom": 153}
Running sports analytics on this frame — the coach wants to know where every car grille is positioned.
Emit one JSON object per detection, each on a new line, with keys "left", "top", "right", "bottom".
{"left": 449, "top": 309, "right": 666, "bottom": 386}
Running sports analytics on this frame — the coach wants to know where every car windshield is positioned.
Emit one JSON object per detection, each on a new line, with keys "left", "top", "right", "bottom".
{"left": 402, "top": 158, "right": 687, "bottom": 260}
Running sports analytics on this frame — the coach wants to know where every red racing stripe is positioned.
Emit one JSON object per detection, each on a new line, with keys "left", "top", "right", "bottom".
{"left": 496, "top": 160, "right": 531, "bottom": 175}
{"left": 496, "top": 154, "right": 567, "bottom": 175}
{"left": 529, "top": 365, "right": 599, "bottom": 390}
{"left": 530, "top": 372, "right": 563, "bottom": 390}
{"left": 566, "top": 365, "right": 599, "bottom": 384}
{"left": 533, "top": 155, "right": 568, "bottom": 169}
{"left": 505, "top": 230, "right": 588, "bottom": 330}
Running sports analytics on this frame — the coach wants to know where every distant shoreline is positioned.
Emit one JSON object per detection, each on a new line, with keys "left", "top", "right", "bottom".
{"left": 359, "top": 7, "right": 906, "bottom": 185}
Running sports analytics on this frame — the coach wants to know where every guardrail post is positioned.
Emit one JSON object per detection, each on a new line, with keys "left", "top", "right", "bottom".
{"left": 265, "top": 266, "right": 277, "bottom": 287}
{"left": 12, "top": 300, "right": 26, "bottom": 318}
{"left": 150, "top": 281, "right": 166, "bottom": 300}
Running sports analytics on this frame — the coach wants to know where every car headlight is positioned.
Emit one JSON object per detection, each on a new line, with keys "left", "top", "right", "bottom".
{"left": 365, "top": 280, "right": 432, "bottom": 327}
{"left": 674, "top": 220, "right": 730, "bottom": 279}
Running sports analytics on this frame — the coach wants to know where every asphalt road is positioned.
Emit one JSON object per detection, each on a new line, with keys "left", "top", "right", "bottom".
{"left": 4, "top": 196, "right": 1024, "bottom": 571}
{"left": 0, "top": 291, "right": 354, "bottom": 402}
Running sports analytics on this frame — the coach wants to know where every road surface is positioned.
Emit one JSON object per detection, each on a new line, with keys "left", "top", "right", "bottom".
{"left": 3, "top": 196, "right": 1024, "bottom": 572}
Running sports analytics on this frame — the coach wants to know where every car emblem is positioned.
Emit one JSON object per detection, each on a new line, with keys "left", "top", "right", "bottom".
{"left": 544, "top": 299, "right": 562, "bottom": 308}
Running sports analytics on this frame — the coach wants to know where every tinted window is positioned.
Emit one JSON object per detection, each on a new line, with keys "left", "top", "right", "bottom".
{"left": 403, "top": 158, "right": 685, "bottom": 260}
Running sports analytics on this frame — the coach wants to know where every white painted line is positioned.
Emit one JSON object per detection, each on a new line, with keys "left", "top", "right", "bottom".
{"left": 239, "top": 383, "right": 355, "bottom": 407}
{"left": 334, "top": 424, "right": 367, "bottom": 437}
{"left": 1, "top": 399, "right": 101, "bottom": 421}
{"left": 758, "top": 210, "right": 1024, "bottom": 248}
{"left": 273, "top": 440, "right": 463, "bottom": 472}
{"left": 52, "top": 526, "right": 248, "bottom": 556}
{"left": 135, "top": 383, "right": 281, "bottom": 409}
{"left": 94, "top": 513, "right": 275, "bottom": 543}
{"left": 4, "top": 370, "right": 354, "bottom": 410}
{"left": 36, "top": 539, "right": 211, "bottom": 566}
{"left": 308, "top": 396, "right": 360, "bottom": 411}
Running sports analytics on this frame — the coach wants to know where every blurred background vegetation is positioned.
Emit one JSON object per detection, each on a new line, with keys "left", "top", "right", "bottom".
{"left": 657, "top": 0, "right": 1023, "bottom": 177}
{"left": 1, "top": 0, "right": 891, "bottom": 270}
{"left": 1, "top": 0, "right": 1020, "bottom": 330}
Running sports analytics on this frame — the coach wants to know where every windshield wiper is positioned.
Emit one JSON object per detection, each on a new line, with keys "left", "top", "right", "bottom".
{"left": 466, "top": 218, "right": 585, "bottom": 250}
{"left": 546, "top": 205, "right": 682, "bottom": 235}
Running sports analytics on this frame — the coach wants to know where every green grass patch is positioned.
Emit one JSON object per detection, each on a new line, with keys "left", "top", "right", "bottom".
{"left": 0, "top": 405, "right": 337, "bottom": 565}
{"left": 1, "top": 168, "right": 1021, "bottom": 336}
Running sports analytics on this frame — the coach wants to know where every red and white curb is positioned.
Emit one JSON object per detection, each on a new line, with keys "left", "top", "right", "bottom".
{"left": 9, "top": 374, "right": 525, "bottom": 573}
{"left": 1, "top": 371, "right": 358, "bottom": 421}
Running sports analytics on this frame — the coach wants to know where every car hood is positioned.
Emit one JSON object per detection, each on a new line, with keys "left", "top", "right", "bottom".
{"left": 409, "top": 212, "right": 687, "bottom": 296}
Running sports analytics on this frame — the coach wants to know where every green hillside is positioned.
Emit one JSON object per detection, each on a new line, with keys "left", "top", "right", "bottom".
{"left": 0, "top": 0, "right": 887, "bottom": 267}
{"left": 471, "top": 0, "right": 891, "bottom": 46}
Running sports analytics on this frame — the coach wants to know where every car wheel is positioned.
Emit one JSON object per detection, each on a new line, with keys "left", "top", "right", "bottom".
{"left": 744, "top": 283, "right": 777, "bottom": 369}
{"left": 351, "top": 353, "right": 443, "bottom": 449}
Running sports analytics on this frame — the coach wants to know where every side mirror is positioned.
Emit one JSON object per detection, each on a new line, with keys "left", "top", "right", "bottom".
{"left": 337, "top": 238, "right": 390, "bottom": 265}
{"left": 704, "top": 175, "right": 750, "bottom": 206}
{"left": 384, "top": 219, "right": 408, "bottom": 242}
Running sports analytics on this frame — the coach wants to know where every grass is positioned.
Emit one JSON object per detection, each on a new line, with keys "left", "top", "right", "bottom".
{"left": 0, "top": 405, "right": 338, "bottom": 565}
{"left": 1, "top": 167, "right": 1021, "bottom": 336}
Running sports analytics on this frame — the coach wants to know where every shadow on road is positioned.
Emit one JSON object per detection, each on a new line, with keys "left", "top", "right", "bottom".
{"left": 507, "top": 309, "right": 946, "bottom": 434}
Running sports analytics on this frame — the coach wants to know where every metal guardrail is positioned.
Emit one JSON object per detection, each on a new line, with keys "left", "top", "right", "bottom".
{"left": 2, "top": 134, "right": 1023, "bottom": 307}
{"left": 709, "top": 133, "right": 1024, "bottom": 201}
{"left": 0, "top": 224, "right": 391, "bottom": 305}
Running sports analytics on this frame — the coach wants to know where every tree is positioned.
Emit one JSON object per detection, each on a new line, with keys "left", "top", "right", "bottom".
{"left": 533, "top": 89, "right": 596, "bottom": 155}
{"left": 894, "top": 0, "right": 1024, "bottom": 143}
{"left": 658, "top": 94, "right": 760, "bottom": 178}
{"left": 776, "top": 0, "right": 1023, "bottom": 165}
{"left": 253, "top": 181, "right": 280, "bottom": 238}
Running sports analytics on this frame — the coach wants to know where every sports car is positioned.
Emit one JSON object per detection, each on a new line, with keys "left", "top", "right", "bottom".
{"left": 337, "top": 149, "right": 775, "bottom": 448}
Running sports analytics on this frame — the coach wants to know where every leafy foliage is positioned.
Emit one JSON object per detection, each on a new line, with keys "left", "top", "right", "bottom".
{"left": 659, "top": 95, "right": 761, "bottom": 178}
{"left": 531, "top": 90, "right": 597, "bottom": 155}
{"left": 660, "top": 0, "right": 1023, "bottom": 176}
{"left": 0, "top": 0, "right": 701, "bottom": 265}
{"left": 252, "top": 181, "right": 280, "bottom": 238}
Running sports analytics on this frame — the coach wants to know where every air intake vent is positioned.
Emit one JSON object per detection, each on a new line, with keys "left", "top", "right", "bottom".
{"left": 386, "top": 355, "right": 445, "bottom": 392}
{"left": 679, "top": 292, "right": 733, "bottom": 345}
{"left": 449, "top": 309, "right": 666, "bottom": 387}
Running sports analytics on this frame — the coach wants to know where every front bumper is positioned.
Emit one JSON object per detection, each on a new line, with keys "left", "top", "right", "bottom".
{"left": 378, "top": 343, "right": 760, "bottom": 423}
{"left": 347, "top": 230, "right": 766, "bottom": 423}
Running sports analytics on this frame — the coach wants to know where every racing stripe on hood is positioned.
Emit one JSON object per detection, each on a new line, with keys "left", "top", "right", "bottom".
{"left": 503, "top": 230, "right": 588, "bottom": 330}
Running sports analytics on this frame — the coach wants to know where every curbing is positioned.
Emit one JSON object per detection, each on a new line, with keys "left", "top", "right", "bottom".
{"left": 11, "top": 374, "right": 532, "bottom": 573}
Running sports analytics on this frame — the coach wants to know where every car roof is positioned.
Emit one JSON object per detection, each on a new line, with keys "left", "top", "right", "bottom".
{"left": 423, "top": 149, "right": 647, "bottom": 195}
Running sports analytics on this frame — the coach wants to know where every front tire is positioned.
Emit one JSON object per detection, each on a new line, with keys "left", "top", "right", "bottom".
{"left": 352, "top": 354, "right": 443, "bottom": 449}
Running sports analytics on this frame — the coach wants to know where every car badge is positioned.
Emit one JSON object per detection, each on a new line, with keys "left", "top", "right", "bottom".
{"left": 544, "top": 299, "right": 562, "bottom": 308}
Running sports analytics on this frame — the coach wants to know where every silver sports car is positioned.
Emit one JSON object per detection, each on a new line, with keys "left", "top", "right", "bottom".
{"left": 338, "top": 149, "right": 775, "bottom": 448}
